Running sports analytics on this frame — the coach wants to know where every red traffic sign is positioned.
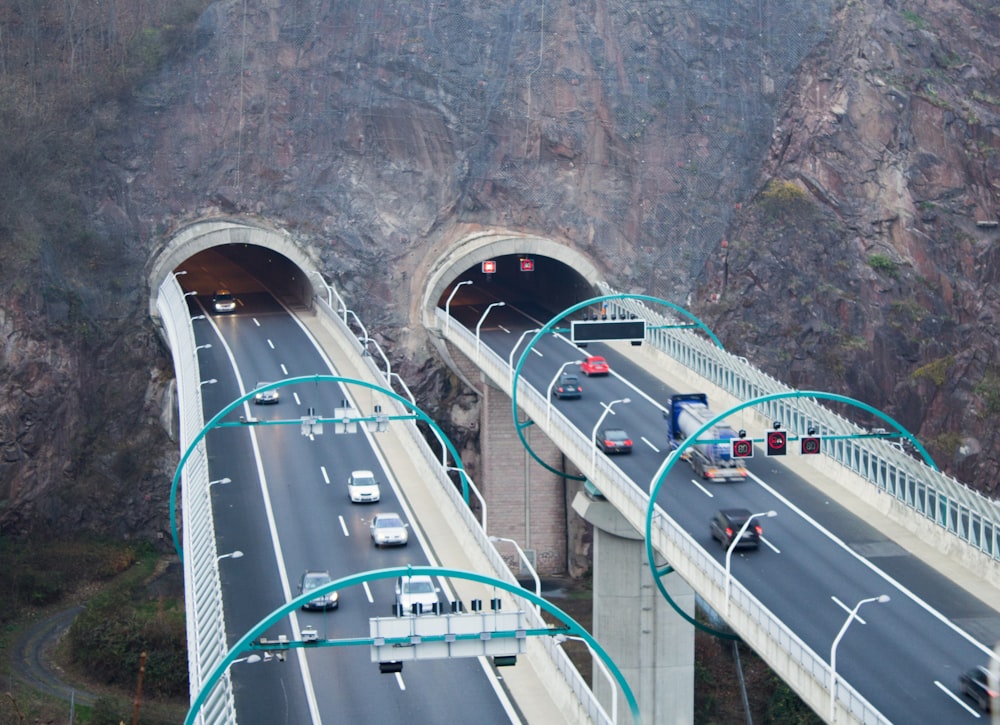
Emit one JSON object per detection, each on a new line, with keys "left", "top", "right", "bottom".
{"left": 766, "top": 431, "right": 787, "bottom": 456}
{"left": 800, "top": 436, "right": 821, "bottom": 455}
{"left": 731, "top": 439, "right": 753, "bottom": 458}
{"left": 519, "top": 258, "right": 535, "bottom": 272}
{"left": 481, "top": 260, "right": 497, "bottom": 274}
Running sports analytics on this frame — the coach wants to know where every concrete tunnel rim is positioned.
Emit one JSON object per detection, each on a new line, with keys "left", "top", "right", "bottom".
{"left": 146, "top": 217, "right": 325, "bottom": 322}
{"left": 417, "top": 230, "right": 607, "bottom": 329}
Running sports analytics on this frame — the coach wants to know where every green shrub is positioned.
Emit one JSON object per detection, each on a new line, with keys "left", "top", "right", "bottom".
{"left": 867, "top": 254, "right": 899, "bottom": 278}
{"left": 759, "top": 179, "right": 814, "bottom": 221}
{"left": 912, "top": 356, "right": 954, "bottom": 386}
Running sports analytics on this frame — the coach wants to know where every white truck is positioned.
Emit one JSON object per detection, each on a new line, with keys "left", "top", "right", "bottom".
{"left": 666, "top": 393, "right": 748, "bottom": 482}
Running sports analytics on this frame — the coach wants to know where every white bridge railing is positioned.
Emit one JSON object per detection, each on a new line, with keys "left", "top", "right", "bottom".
{"left": 438, "top": 307, "right": 889, "bottom": 724}
{"left": 158, "top": 277, "right": 236, "bottom": 725}
{"left": 600, "top": 283, "right": 999, "bottom": 564}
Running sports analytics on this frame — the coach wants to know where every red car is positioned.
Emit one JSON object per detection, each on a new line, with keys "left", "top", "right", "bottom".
{"left": 580, "top": 355, "right": 610, "bottom": 376}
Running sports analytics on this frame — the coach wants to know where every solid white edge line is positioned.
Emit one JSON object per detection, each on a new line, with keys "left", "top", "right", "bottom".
{"left": 288, "top": 308, "right": 523, "bottom": 725}
{"left": 204, "top": 315, "right": 324, "bottom": 725}
{"left": 747, "top": 469, "right": 995, "bottom": 658}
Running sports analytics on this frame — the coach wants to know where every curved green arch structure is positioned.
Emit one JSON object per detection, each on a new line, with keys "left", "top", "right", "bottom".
{"left": 644, "top": 390, "right": 936, "bottom": 638}
{"left": 510, "top": 294, "right": 723, "bottom": 480}
{"left": 185, "top": 565, "right": 640, "bottom": 725}
{"left": 170, "top": 375, "right": 470, "bottom": 561}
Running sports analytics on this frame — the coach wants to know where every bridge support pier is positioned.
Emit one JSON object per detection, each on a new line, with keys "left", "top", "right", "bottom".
{"left": 573, "top": 491, "right": 694, "bottom": 725}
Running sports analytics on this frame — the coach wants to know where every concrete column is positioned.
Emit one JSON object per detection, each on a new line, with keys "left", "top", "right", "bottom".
{"left": 479, "top": 372, "right": 568, "bottom": 574}
{"left": 574, "top": 491, "right": 694, "bottom": 725}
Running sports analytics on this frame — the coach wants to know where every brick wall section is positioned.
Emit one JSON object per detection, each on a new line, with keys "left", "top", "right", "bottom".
{"left": 446, "top": 341, "right": 570, "bottom": 575}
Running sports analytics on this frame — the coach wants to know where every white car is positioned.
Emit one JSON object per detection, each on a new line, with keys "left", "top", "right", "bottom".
{"left": 395, "top": 575, "right": 439, "bottom": 615}
{"left": 347, "top": 469, "right": 381, "bottom": 503}
{"left": 370, "top": 512, "right": 409, "bottom": 547}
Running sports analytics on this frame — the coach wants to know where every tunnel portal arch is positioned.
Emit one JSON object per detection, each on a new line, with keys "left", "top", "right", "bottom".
{"left": 147, "top": 218, "right": 324, "bottom": 323}
{"left": 417, "top": 230, "right": 606, "bottom": 329}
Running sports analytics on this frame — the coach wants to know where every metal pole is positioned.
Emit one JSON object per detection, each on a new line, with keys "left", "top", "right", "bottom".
{"left": 829, "top": 594, "right": 890, "bottom": 722}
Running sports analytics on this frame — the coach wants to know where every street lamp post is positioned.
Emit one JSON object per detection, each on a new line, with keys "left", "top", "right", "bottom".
{"left": 475, "top": 301, "right": 506, "bottom": 356}
{"left": 554, "top": 634, "right": 618, "bottom": 724}
{"left": 200, "top": 378, "right": 218, "bottom": 387}
{"left": 546, "top": 359, "right": 583, "bottom": 424}
{"left": 829, "top": 594, "right": 890, "bottom": 722}
{"left": 446, "top": 466, "right": 487, "bottom": 534}
{"left": 311, "top": 271, "right": 333, "bottom": 307}
{"left": 444, "top": 280, "right": 473, "bottom": 332}
{"left": 195, "top": 343, "right": 212, "bottom": 352}
{"left": 590, "top": 398, "right": 631, "bottom": 472}
{"left": 488, "top": 536, "right": 541, "bottom": 614}
{"left": 508, "top": 328, "right": 541, "bottom": 385}
{"left": 209, "top": 477, "right": 232, "bottom": 487}
{"left": 724, "top": 510, "right": 777, "bottom": 613}
{"left": 217, "top": 550, "right": 243, "bottom": 563}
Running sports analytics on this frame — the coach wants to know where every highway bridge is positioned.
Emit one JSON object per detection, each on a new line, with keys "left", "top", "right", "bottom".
{"left": 151, "top": 220, "right": 1000, "bottom": 724}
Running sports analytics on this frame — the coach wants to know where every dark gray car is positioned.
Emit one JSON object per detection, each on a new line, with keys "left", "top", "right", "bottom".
{"left": 553, "top": 374, "right": 582, "bottom": 399}
{"left": 710, "top": 508, "right": 762, "bottom": 549}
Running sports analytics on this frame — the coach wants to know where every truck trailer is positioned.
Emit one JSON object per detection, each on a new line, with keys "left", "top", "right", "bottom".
{"left": 665, "top": 393, "right": 748, "bottom": 482}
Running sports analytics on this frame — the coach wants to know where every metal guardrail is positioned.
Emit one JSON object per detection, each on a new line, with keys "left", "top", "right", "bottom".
{"left": 157, "top": 278, "right": 236, "bottom": 725}
{"left": 438, "top": 308, "right": 888, "bottom": 724}
{"left": 318, "top": 294, "right": 611, "bottom": 725}
{"left": 599, "top": 283, "right": 999, "bottom": 562}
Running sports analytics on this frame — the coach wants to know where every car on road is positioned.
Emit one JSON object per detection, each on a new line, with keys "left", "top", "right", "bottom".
{"left": 298, "top": 570, "right": 339, "bottom": 611}
{"left": 580, "top": 355, "right": 610, "bottom": 376}
{"left": 596, "top": 428, "right": 632, "bottom": 454}
{"left": 395, "top": 575, "right": 440, "bottom": 615}
{"left": 347, "top": 469, "right": 381, "bottom": 503}
{"left": 710, "top": 508, "right": 762, "bottom": 550}
{"left": 253, "top": 381, "right": 280, "bottom": 405}
{"left": 212, "top": 289, "right": 237, "bottom": 313}
{"left": 370, "top": 512, "right": 409, "bottom": 547}
{"left": 552, "top": 373, "right": 582, "bottom": 399}
{"left": 959, "top": 665, "right": 997, "bottom": 713}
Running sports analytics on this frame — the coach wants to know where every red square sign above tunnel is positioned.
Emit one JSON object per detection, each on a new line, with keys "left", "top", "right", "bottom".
{"left": 482, "top": 260, "right": 497, "bottom": 274}
{"left": 520, "top": 258, "right": 534, "bottom": 272}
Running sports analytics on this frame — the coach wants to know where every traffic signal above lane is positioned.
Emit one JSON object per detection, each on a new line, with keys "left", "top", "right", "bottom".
{"left": 731, "top": 438, "right": 753, "bottom": 458}
{"left": 571, "top": 318, "right": 646, "bottom": 344}
{"left": 766, "top": 430, "right": 787, "bottom": 456}
{"left": 800, "top": 436, "right": 821, "bottom": 454}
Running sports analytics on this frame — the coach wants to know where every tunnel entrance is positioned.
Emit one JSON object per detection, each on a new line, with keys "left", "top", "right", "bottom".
{"left": 148, "top": 219, "right": 323, "bottom": 324}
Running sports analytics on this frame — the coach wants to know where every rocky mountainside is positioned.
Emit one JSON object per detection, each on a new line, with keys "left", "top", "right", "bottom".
{"left": 0, "top": 0, "right": 997, "bottom": 536}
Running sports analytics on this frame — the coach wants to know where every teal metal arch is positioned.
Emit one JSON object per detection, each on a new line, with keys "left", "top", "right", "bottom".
{"left": 510, "top": 294, "right": 723, "bottom": 480}
{"left": 170, "top": 375, "right": 470, "bottom": 561}
{"left": 644, "top": 390, "right": 936, "bottom": 637}
{"left": 185, "top": 565, "right": 640, "bottom": 725}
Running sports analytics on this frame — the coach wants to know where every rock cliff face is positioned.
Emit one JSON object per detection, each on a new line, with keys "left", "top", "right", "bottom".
{"left": 1, "top": 0, "right": 998, "bottom": 535}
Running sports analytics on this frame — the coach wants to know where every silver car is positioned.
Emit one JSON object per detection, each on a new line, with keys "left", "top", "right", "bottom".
{"left": 370, "top": 512, "right": 409, "bottom": 547}
{"left": 212, "top": 289, "right": 237, "bottom": 313}
{"left": 253, "top": 381, "right": 280, "bottom": 405}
